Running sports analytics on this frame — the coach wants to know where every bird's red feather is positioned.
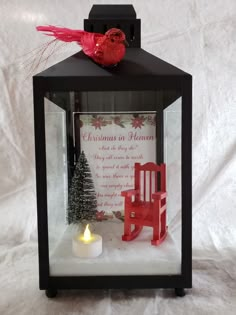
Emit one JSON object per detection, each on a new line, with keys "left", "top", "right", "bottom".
{"left": 36, "top": 25, "right": 126, "bottom": 66}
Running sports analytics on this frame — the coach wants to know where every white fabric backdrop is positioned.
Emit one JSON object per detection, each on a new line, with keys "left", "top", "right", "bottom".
{"left": 0, "top": 0, "right": 235, "bottom": 314}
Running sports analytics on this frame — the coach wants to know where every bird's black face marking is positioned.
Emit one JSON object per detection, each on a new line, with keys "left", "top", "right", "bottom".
{"left": 113, "top": 32, "right": 121, "bottom": 37}
{"left": 111, "top": 31, "right": 123, "bottom": 41}
{"left": 105, "top": 28, "right": 126, "bottom": 44}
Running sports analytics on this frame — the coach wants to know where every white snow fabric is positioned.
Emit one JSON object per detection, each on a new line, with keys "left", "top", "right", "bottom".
{"left": 0, "top": 1, "right": 235, "bottom": 314}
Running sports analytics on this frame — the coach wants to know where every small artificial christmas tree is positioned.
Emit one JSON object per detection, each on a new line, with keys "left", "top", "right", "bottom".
{"left": 67, "top": 151, "right": 97, "bottom": 224}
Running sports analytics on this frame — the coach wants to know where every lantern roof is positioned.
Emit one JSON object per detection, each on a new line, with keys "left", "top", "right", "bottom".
{"left": 34, "top": 4, "right": 191, "bottom": 92}
{"left": 35, "top": 48, "right": 190, "bottom": 79}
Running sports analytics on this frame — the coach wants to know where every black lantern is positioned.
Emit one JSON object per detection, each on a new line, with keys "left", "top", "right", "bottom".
{"left": 33, "top": 5, "right": 192, "bottom": 298}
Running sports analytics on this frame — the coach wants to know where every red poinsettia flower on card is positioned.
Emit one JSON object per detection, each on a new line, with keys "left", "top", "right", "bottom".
{"left": 131, "top": 115, "right": 146, "bottom": 129}
{"left": 91, "top": 116, "right": 107, "bottom": 130}
{"left": 96, "top": 210, "right": 113, "bottom": 221}
{"left": 112, "top": 211, "right": 124, "bottom": 222}
{"left": 96, "top": 210, "right": 106, "bottom": 221}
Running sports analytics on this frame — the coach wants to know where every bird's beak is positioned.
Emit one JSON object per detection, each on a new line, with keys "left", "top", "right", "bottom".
{"left": 123, "top": 39, "right": 129, "bottom": 47}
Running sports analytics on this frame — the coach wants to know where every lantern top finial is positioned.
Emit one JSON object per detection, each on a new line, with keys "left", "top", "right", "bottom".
{"left": 84, "top": 5, "right": 140, "bottom": 48}
{"left": 88, "top": 5, "right": 136, "bottom": 19}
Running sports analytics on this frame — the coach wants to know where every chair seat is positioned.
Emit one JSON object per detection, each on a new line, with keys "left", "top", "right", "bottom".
{"left": 129, "top": 201, "right": 166, "bottom": 215}
{"left": 131, "top": 201, "right": 154, "bottom": 208}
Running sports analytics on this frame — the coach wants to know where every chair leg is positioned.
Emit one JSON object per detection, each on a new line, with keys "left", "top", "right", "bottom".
{"left": 123, "top": 219, "right": 131, "bottom": 236}
{"left": 151, "top": 224, "right": 160, "bottom": 245}
{"left": 161, "top": 210, "right": 167, "bottom": 237}
{"left": 151, "top": 200, "right": 160, "bottom": 245}
{"left": 122, "top": 223, "right": 143, "bottom": 241}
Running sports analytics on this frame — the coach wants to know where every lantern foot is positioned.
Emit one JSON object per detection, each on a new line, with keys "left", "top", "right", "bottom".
{"left": 45, "top": 288, "right": 58, "bottom": 298}
{"left": 175, "top": 288, "right": 185, "bottom": 297}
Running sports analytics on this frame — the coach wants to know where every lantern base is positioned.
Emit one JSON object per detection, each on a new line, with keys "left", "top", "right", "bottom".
{"left": 50, "top": 222, "right": 181, "bottom": 276}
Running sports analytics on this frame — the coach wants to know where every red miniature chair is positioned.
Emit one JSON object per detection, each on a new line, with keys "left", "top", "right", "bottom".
{"left": 121, "top": 162, "right": 167, "bottom": 245}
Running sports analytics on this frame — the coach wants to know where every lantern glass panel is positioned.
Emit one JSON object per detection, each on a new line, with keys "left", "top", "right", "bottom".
{"left": 44, "top": 90, "right": 182, "bottom": 276}
{"left": 44, "top": 98, "right": 68, "bottom": 255}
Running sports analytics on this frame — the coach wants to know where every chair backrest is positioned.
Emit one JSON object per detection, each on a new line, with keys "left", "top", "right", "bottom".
{"left": 134, "top": 162, "right": 166, "bottom": 202}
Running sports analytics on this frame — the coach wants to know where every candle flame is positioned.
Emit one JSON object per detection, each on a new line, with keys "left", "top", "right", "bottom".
{"left": 83, "top": 224, "right": 92, "bottom": 241}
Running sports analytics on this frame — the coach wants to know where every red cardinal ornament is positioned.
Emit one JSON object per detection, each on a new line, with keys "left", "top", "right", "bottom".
{"left": 36, "top": 25, "right": 128, "bottom": 67}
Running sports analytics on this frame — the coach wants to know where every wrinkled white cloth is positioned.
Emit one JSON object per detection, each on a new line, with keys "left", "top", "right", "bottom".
{"left": 0, "top": 0, "right": 236, "bottom": 314}
{"left": 0, "top": 242, "right": 236, "bottom": 315}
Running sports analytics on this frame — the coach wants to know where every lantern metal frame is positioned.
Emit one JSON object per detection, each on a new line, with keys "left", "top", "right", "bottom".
{"left": 33, "top": 5, "right": 192, "bottom": 298}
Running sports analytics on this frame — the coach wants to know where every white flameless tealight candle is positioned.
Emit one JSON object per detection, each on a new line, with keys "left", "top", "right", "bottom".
{"left": 72, "top": 224, "right": 102, "bottom": 258}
